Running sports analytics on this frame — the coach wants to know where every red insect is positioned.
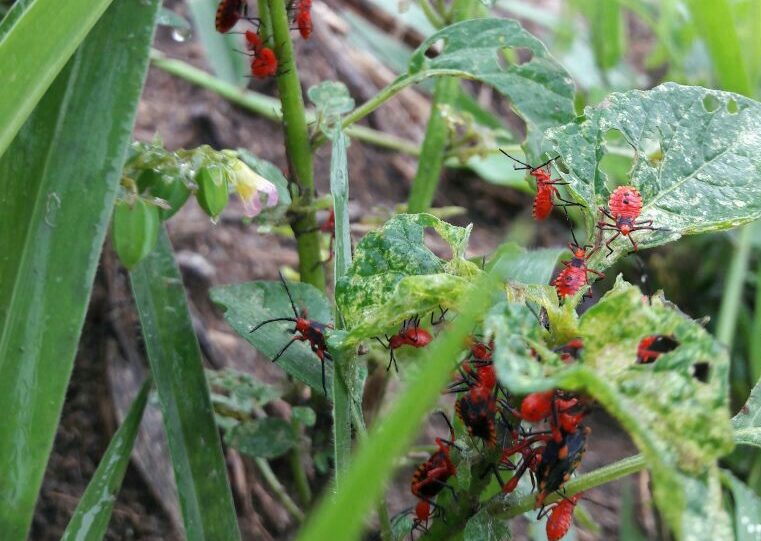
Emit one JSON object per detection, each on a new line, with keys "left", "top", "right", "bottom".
{"left": 518, "top": 391, "right": 586, "bottom": 442}
{"left": 411, "top": 413, "right": 458, "bottom": 505}
{"left": 294, "top": 0, "right": 313, "bottom": 39}
{"left": 500, "top": 150, "right": 582, "bottom": 220}
{"left": 374, "top": 314, "right": 438, "bottom": 372}
{"left": 455, "top": 385, "right": 498, "bottom": 446}
{"left": 552, "top": 243, "right": 604, "bottom": 298}
{"left": 249, "top": 272, "right": 333, "bottom": 393}
{"left": 637, "top": 334, "right": 679, "bottom": 364}
{"left": 500, "top": 432, "right": 552, "bottom": 493}
{"left": 534, "top": 426, "right": 590, "bottom": 508}
{"left": 242, "top": 30, "right": 278, "bottom": 79}
{"left": 554, "top": 338, "right": 583, "bottom": 364}
{"left": 597, "top": 185, "right": 658, "bottom": 255}
{"left": 540, "top": 493, "right": 582, "bottom": 541}
{"left": 215, "top": 0, "right": 247, "bottom": 33}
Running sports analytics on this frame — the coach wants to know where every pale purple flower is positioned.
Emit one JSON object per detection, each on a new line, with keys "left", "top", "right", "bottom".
{"left": 232, "top": 160, "right": 279, "bottom": 218}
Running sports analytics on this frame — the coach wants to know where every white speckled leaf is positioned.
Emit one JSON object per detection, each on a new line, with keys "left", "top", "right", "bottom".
{"left": 335, "top": 213, "right": 481, "bottom": 343}
{"left": 547, "top": 83, "right": 761, "bottom": 262}
{"left": 732, "top": 378, "right": 761, "bottom": 449}
{"left": 490, "top": 277, "right": 733, "bottom": 539}
{"left": 408, "top": 18, "right": 575, "bottom": 156}
{"left": 464, "top": 508, "right": 510, "bottom": 541}
{"left": 210, "top": 281, "right": 334, "bottom": 396}
{"left": 723, "top": 470, "right": 761, "bottom": 541}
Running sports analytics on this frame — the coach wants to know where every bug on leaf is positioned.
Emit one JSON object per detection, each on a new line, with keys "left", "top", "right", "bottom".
{"left": 637, "top": 334, "right": 679, "bottom": 364}
{"left": 455, "top": 385, "right": 498, "bottom": 447}
{"left": 540, "top": 493, "right": 582, "bottom": 541}
{"left": 249, "top": 272, "right": 333, "bottom": 393}
{"left": 597, "top": 186, "right": 659, "bottom": 255}
{"left": 553, "top": 242, "right": 604, "bottom": 299}
{"left": 534, "top": 426, "right": 590, "bottom": 508}
{"left": 374, "top": 312, "right": 445, "bottom": 372}
{"left": 215, "top": 0, "right": 247, "bottom": 33}
{"left": 411, "top": 413, "right": 459, "bottom": 506}
{"left": 499, "top": 150, "right": 583, "bottom": 220}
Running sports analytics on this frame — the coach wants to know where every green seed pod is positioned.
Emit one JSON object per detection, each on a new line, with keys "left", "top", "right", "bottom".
{"left": 112, "top": 199, "right": 160, "bottom": 270}
{"left": 136, "top": 168, "right": 162, "bottom": 193}
{"left": 195, "top": 166, "right": 229, "bottom": 219}
{"left": 147, "top": 173, "right": 191, "bottom": 221}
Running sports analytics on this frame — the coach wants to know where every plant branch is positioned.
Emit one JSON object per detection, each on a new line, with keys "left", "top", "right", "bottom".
{"left": 717, "top": 226, "right": 753, "bottom": 347}
{"left": 253, "top": 457, "right": 306, "bottom": 522}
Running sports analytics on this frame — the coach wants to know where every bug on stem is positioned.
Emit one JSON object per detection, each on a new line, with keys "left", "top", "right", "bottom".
{"left": 215, "top": 0, "right": 248, "bottom": 33}
{"left": 539, "top": 493, "right": 582, "bottom": 541}
{"left": 249, "top": 272, "right": 333, "bottom": 393}
{"left": 410, "top": 413, "right": 459, "bottom": 511}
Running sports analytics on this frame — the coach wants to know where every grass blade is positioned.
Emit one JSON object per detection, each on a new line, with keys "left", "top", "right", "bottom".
{"left": 61, "top": 379, "right": 152, "bottom": 541}
{"left": 130, "top": 228, "right": 241, "bottom": 541}
{"left": 0, "top": 0, "right": 160, "bottom": 535}
{"left": 0, "top": 0, "right": 122, "bottom": 157}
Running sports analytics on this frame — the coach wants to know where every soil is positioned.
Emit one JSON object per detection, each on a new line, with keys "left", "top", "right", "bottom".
{"left": 32, "top": 2, "right": 643, "bottom": 540}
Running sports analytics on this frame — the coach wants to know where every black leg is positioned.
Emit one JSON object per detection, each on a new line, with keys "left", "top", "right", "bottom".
{"left": 271, "top": 338, "right": 297, "bottom": 362}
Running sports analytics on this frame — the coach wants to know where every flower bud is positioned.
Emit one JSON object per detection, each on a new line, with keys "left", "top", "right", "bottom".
{"left": 112, "top": 198, "right": 160, "bottom": 270}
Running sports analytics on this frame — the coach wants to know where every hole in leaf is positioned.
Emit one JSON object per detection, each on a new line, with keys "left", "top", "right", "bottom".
{"left": 727, "top": 98, "right": 739, "bottom": 114}
{"left": 600, "top": 129, "right": 633, "bottom": 186}
{"left": 513, "top": 47, "right": 534, "bottom": 65}
{"left": 424, "top": 227, "right": 453, "bottom": 261}
{"left": 702, "top": 95, "right": 720, "bottom": 113}
{"left": 692, "top": 362, "right": 710, "bottom": 383}
{"left": 424, "top": 39, "right": 445, "bottom": 59}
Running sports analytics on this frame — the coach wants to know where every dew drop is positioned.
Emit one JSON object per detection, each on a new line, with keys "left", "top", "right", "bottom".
{"left": 171, "top": 27, "right": 192, "bottom": 43}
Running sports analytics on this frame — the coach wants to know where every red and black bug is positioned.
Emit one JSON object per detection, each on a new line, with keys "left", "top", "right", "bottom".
{"left": 499, "top": 431, "right": 552, "bottom": 493}
{"left": 517, "top": 390, "right": 586, "bottom": 443}
{"left": 375, "top": 311, "right": 446, "bottom": 372}
{"left": 552, "top": 242, "right": 604, "bottom": 299}
{"left": 500, "top": 150, "right": 583, "bottom": 220}
{"left": 540, "top": 493, "right": 582, "bottom": 541}
{"left": 597, "top": 185, "right": 659, "bottom": 255}
{"left": 554, "top": 338, "right": 584, "bottom": 364}
{"left": 215, "top": 0, "right": 247, "bottom": 33}
{"left": 455, "top": 385, "right": 498, "bottom": 447}
{"left": 534, "top": 425, "right": 590, "bottom": 508}
{"left": 249, "top": 273, "right": 333, "bottom": 393}
{"left": 241, "top": 30, "right": 279, "bottom": 79}
{"left": 637, "top": 334, "right": 679, "bottom": 364}
{"left": 411, "top": 413, "right": 459, "bottom": 506}
{"left": 294, "top": 0, "right": 312, "bottom": 39}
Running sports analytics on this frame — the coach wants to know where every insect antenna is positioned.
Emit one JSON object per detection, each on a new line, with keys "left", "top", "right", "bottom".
{"left": 278, "top": 271, "right": 300, "bottom": 318}
{"left": 499, "top": 149, "right": 532, "bottom": 170}
{"left": 249, "top": 317, "right": 297, "bottom": 333}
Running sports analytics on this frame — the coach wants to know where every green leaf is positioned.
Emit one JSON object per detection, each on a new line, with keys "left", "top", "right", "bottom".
{"left": 225, "top": 417, "right": 297, "bottom": 459}
{"left": 292, "top": 406, "right": 316, "bottom": 427}
{"left": 0, "top": 0, "right": 125, "bottom": 157}
{"left": 208, "top": 368, "right": 282, "bottom": 416}
{"left": 576, "top": 0, "right": 624, "bottom": 70}
{"left": 61, "top": 379, "right": 151, "bottom": 541}
{"left": 131, "top": 229, "right": 240, "bottom": 541}
{"left": 186, "top": 0, "right": 248, "bottom": 86}
{"left": 464, "top": 508, "right": 510, "bottom": 541}
{"left": 335, "top": 213, "right": 482, "bottom": 343}
{"left": 488, "top": 242, "right": 567, "bottom": 285}
{"left": 210, "top": 280, "right": 334, "bottom": 396}
{"left": 0, "top": 0, "right": 160, "bottom": 535}
{"left": 547, "top": 83, "right": 761, "bottom": 264}
{"left": 732, "top": 378, "right": 761, "bottom": 448}
{"left": 408, "top": 18, "right": 575, "bottom": 156}
{"left": 491, "top": 278, "right": 734, "bottom": 539}
{"left": 308, "top": 81, "right": 356, "bottom": 137}
{"left": 723, "top": 469, "right": 761, "bottom": 541}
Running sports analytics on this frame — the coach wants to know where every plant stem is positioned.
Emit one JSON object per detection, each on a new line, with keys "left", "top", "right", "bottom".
{"left": 418, "top": 0, "right": 445, "bottom": 28}
{"left": 148, "top": 50, "right": 423, "bottom": 157}
{"left": 253, "top": 457, "right": 306, "bottom": 522}
{"left": 310, "top": 69, "right": 474, "bottom": 150}
{"left": 717, "top": 226, "right": 753, "bottom": 348}
{"left": 750, "top": 256, "right": 761, "bottom": 385}
{"left": 407, "top": 0, "right": 471, "bottom": 213}
{"left": 288, "top": 445, "right": 313, "bottom": 506}
{"left": 268, "top": 0, "right": 323, "bottom": 289}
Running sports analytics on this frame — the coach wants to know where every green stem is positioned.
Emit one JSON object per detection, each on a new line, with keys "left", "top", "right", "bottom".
{"left": 717, "top": 226, "right": 753, "bottom": 347}
{"left": 148, "top": 50, "right": 422, "bottom": 157}
{"left": 268, "top": 0, "right": 323, "bottom": 289}
{"left": 253, "top": 457, "right": 306, "bottom": 522}
{"left": 288, "top": 445, "right": 313, "bottom": 506}
{"left": 750, "top": 257, "right": 761, "bottom": 385}
{"left": 418, "top": 0, "right": 445, "bottom": 28}
{"left": 407, "top": 0, "right": 472, "bottom": 213}
{"left": 310, "top": 69, "right": 474, "bottom": 150}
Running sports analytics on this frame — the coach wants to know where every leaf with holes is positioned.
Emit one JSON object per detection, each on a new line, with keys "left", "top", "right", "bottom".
{"left": 732, "top": 377, "right": 761, "bottom": 448}
{"left": 335, "top": 213, "right": 483, "bottom": 344}
{"left": 723, "top": 470, "right": 761, "bottom": 541}
{"left": 210, "top": 281, "right": 334, "bottom": 396}
{"left": 490, "top": 277, "right": 733, "bottom": 538}
{"left": 408, "top": 18, "right": 575, "bottom": 157}
{"left": 547, "top": 83, "right": 761, "bottom": 265}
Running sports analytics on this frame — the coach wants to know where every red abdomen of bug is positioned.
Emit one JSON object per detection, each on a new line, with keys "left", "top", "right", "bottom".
{"left": 545, "top": 494, "right": 581, "bottom": 541}
{"left": 533, "top": 185, "right": 556, "bottom": 220}
{"left": 609, "top": 186, "right": 643, "bottom": 219}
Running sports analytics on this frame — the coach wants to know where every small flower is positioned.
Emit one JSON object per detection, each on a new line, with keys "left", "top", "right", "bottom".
{"left": 231, "top": 159, "right": 279, "bottom": 217}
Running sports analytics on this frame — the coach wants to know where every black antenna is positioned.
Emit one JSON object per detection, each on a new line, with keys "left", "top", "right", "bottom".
{"left": 499, "top": 149, "right": 532, "bottom": 170}
{"left": 438, "top": 411, "right": 455, "bottom": 441}
{"left": 278, "top": 271, "right": 299, "bottom": 318}
{"left": 250, "top": 316, "right": 297, "bottom": 333}
{"left": 569, "top": 226, "right": 580, "bottom": 248}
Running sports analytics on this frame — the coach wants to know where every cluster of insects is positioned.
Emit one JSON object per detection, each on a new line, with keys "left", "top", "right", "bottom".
{"left": 214, "top": 0, "right": 313, "bottom": 79}
{"left": 394, "top": 336, "right": 591, "bottom": 541}
{"left": 501, "top": 152, "right": 660, "bottom": 299}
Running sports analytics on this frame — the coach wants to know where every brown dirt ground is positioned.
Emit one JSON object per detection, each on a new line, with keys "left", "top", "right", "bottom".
{"left": 32, "top": 2, "right": 644, "bottom": 540}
